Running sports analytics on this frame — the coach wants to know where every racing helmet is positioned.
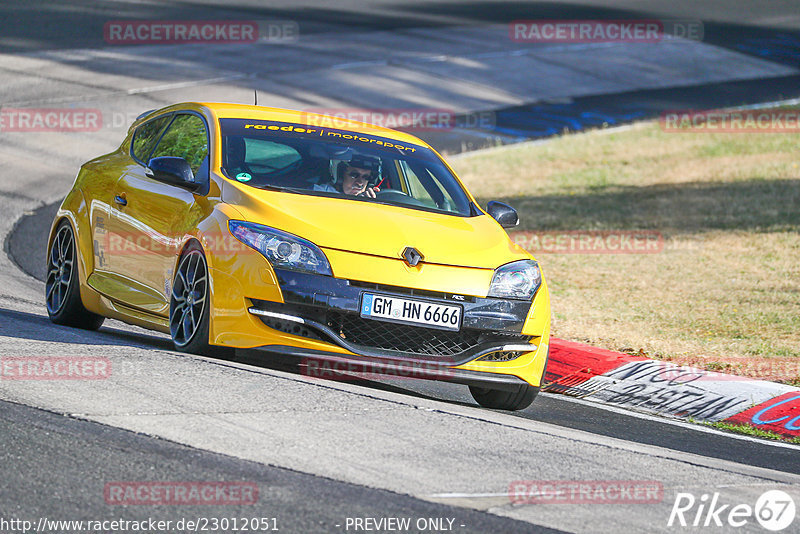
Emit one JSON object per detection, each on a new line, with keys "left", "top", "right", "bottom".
{"left": 335, "top": 154, "right": 382, "bottom": 186}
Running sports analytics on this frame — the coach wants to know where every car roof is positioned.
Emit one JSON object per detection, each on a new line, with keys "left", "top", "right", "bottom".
{"left": 134, "top": 102, "right": 434, "bottom": 149}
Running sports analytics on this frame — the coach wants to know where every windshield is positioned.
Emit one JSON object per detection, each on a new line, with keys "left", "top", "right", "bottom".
{"left": 219, "top": 118, "right": 474, "bottom": 216}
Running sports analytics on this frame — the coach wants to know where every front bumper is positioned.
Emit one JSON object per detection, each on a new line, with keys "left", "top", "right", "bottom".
{"left": 209, "top": 257, "right": 550, "bottom": 387}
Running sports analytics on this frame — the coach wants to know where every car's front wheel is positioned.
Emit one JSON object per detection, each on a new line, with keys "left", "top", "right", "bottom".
{"left": 170, "top": 242, "right": 214, "bottom": 354}
{"left": 169, "top": 242, "right": 233, "bottom": 358}
{"left": 46, "top": 220, "right": 104, "bottom": 330}
{"left": 469, "top": 383, "right": 539, "bottom": 411}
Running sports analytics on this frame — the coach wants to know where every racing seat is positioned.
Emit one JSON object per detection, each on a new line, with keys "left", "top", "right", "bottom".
{"left": 223, "top": 136, "right": 247, "bottom": 178}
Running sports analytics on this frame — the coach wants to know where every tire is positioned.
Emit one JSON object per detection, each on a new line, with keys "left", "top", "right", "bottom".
{"left": 469, "top": 383, "right": 539, "bottom": 411}
{"left": 169, "top": 242, "right": 232, "bottom": 358}
{"left": 45, "top": 220, "right": 105, "bottom": 330}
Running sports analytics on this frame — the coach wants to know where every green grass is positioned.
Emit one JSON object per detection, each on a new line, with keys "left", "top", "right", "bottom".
{"left": 702, "top": 421, "right": 800, "bottom": 444}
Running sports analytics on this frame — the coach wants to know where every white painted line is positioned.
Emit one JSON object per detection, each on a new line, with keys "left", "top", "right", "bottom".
{"left": 540, "top": 392, "right": 800, "bottom": 450}
{"left": 720, "top": 97, "right": 800, "bottom": 111}
{"left": 430, "top": 492, "right": 508, "bottom": 498}
{"left": 428, "top": 480, "right": 789, "bottom": 501}
{"left": 6, "top": 74, "right": 252, "bottom": 107}
{"left": 330, "top": 59, "right": 388, "bottom": 70}
{"left": 121, "top": 74, "right": 251, "bottom": 95}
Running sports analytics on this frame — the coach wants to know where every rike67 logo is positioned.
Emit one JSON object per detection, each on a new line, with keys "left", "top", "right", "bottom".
{"left": 668, "top": 490, "right": 796, "bottom": 531}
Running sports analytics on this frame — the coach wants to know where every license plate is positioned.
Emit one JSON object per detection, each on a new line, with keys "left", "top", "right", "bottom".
{"left": 360, "top": 293, "right": 462, "bottom": 331}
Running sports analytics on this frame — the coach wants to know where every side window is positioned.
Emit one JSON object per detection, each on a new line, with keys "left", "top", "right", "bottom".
{"left": 399, "top": 160, "right": 437, "bottom": 208}
{"left": 398, "top": 160, "right": 461, "bottom": 212}
{"left": 131, "top": 115, "right": 171, "bottom": 163}
{"left": 149, "top": 114, "right": 209, "bottom": 175}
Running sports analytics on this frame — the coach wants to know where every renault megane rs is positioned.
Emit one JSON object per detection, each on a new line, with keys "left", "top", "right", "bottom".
{"left": 46, "top": 102, "right": 550, "bottom": 410}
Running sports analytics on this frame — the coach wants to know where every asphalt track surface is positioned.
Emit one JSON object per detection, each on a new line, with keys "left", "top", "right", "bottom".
{"left": 3, "top": 0, "right": 800, "bottom": 54}
{"left": 4, "top": 0, "right": 800, "bottom": 152}
{"left": 2, "top": 2, "right": 800, "bottom": 533}
{"left": 1, "top": 398, "right": 562, "bottom": 534}
{"left": 6, "top": 203, "right": 800, "bottom": 476}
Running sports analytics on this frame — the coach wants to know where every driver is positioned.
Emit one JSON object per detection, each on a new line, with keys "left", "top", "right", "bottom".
{"left": 314, "top": 154, "right": 381, "bottom": 198}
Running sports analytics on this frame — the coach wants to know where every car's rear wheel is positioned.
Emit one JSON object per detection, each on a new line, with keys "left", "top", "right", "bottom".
{"left": 45, "top": 220, "right": 104, "bottom": 330}
{"left": 469, "top": 383, "right": 539, "bottom": 411}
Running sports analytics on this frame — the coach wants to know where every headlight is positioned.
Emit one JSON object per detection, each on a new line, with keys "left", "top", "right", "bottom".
{"left": 229, "top": 221, "right": 332, "bottom": 276}
{"left": 488, "top": 260, "right": 542, "bottom": 300}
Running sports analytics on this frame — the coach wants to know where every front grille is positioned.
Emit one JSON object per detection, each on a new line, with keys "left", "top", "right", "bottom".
{"left": 250, "top": 298, "right": 531, "bottom": 359}
{"left": 326, "top": 311, "right": 528, "bottom": 358}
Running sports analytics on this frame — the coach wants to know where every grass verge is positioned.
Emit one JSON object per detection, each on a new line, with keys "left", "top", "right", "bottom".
{"left": 701, "top": 421, "right": 800, "bottom": 444}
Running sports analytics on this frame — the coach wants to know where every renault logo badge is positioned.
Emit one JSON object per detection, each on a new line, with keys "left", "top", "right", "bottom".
{"left": 402, "top": 247, "right": 424, "bottom": 267}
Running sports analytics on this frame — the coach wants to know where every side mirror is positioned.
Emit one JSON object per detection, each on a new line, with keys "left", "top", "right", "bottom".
{"left": 486, "top": 201, "right": 519, "bottom": 228}
{"left": 146, "top": 156, "right": 200, "bottom": 191}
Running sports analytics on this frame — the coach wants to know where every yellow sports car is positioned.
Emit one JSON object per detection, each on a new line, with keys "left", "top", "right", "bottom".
{"left": 46, "top": 102, "right": 550, "bottom": 410}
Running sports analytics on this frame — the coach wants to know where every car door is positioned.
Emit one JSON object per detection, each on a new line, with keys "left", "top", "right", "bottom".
{"left": 92, "top": 113, "right": 172, "bottom": 278}
{"left": 106, "top": 112, "right": 210, "bottom": 315}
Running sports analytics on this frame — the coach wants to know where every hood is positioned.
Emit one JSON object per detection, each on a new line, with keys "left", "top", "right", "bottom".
{"left": 223, "top": 182, "right": 528, "bottom": 269}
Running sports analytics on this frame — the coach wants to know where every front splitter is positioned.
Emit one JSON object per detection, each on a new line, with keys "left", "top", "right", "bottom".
{"left": 245, "top": 345, "right": 531, "bottom": 392}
